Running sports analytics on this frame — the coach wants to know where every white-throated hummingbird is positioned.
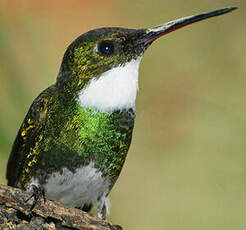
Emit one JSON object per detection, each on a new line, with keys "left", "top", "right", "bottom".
{"left": 6, "top": 7, "right": 237, "bottom": 219}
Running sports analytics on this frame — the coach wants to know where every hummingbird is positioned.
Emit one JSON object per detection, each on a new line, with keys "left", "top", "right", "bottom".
{"left": 6, "top": 7, "right": 236, "bottom": 219}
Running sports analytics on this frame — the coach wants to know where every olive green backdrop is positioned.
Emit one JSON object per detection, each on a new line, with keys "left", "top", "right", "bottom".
{"left": 0, "top": 0, "right": 245, "bottom": 229}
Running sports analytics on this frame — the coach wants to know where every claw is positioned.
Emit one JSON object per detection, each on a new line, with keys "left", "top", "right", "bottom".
{"left": 25, "top": 185, "right": 46, "bottom": 211}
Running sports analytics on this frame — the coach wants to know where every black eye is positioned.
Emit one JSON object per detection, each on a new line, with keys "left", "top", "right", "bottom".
{"left": 97, "top": 40, "right": 115, "bottom": 57}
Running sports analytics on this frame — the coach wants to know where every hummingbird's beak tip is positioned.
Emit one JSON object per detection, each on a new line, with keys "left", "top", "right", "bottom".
{"left": 221, "top": 7, "right": 238, "bottom": 14}
{"left": 229, "top": 6, "right": 238, "bottom": 11}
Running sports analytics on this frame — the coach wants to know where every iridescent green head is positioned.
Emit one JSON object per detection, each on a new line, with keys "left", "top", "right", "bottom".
{"left": 56, "top": 28, "right": 147, "bottom": 87}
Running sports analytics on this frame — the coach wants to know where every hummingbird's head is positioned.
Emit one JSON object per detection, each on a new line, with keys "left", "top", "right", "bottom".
{"left": 57, "top": 7, "right": 236, "bottom": 112}
{"left": 57, "top": 27, "right": 147, "bottom": 85}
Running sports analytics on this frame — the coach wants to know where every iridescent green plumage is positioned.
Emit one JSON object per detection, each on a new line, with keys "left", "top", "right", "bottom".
{"left": 7, "top": 83, "right": 135, "bottom": 190}
{"left": 7, "top": 27, "right": 146, "bottom": 218}
{"left": 7, "top": 28, "right": 145, "bottom": 187}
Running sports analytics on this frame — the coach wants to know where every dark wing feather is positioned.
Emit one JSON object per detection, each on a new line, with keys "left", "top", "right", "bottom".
{"left": 6, "top": 85, "right": 56, "bottom": 187}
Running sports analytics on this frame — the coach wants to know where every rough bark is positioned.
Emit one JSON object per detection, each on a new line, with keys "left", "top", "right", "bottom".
{"left": 0, "top": 184, "right": 122, "bottom": 230}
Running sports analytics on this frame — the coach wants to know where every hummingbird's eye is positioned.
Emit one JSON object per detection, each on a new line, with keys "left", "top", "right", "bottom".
{"left": 97, "top": 40, "right": 115, "bottom": 57}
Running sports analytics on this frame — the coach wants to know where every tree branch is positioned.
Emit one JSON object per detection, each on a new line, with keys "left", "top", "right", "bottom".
{"left": 0, "top": 184, "right": 122, "bottom": 230}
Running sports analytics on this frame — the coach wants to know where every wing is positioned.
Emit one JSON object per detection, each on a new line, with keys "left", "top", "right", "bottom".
{"left": 6, "top": 85, "right": 56, "bottom": 188}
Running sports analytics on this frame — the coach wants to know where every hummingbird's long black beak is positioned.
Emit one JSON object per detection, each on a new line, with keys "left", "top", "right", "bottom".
{"left": 138, "top": 7, "right": 237, "bottom": 45}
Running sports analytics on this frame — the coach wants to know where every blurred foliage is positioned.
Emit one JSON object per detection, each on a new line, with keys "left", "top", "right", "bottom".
{"left": 0, "top": 0, "right": 246, "bottom": 229}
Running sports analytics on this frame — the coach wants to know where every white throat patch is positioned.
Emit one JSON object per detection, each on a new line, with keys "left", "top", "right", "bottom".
{"left": 78, "top": 57, "right": 142, "bottom": 112}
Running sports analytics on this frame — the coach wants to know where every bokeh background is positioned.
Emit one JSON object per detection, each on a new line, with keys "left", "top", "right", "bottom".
{"left": 0, "top": 0, "right": 245, "bottom": 229}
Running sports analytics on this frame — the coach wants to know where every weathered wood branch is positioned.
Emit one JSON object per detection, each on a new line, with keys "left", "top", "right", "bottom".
{"left": 0, "top": 184, "right": 122, "bottom": 230}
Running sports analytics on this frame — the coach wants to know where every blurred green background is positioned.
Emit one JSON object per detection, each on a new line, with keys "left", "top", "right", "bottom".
{"left": 0, "top": 0, "right": 245, "bottom": 229}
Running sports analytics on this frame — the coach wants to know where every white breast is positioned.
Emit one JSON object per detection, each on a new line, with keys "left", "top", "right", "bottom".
{"left": 42, "top": 162, "right": 110, "bottom": 209}
{"left": 78, "top": 57, "right": 142, "bottom": 112}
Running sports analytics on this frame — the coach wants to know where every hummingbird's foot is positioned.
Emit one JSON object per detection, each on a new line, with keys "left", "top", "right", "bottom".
{"left": 97, "top": 195, "right": 109, "bottom": 220}
{"left": 25, "top": 185, "right": 46, "bottom": 211}
{"left": 99, "top": 203, "right": 107, "bottom": 220}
